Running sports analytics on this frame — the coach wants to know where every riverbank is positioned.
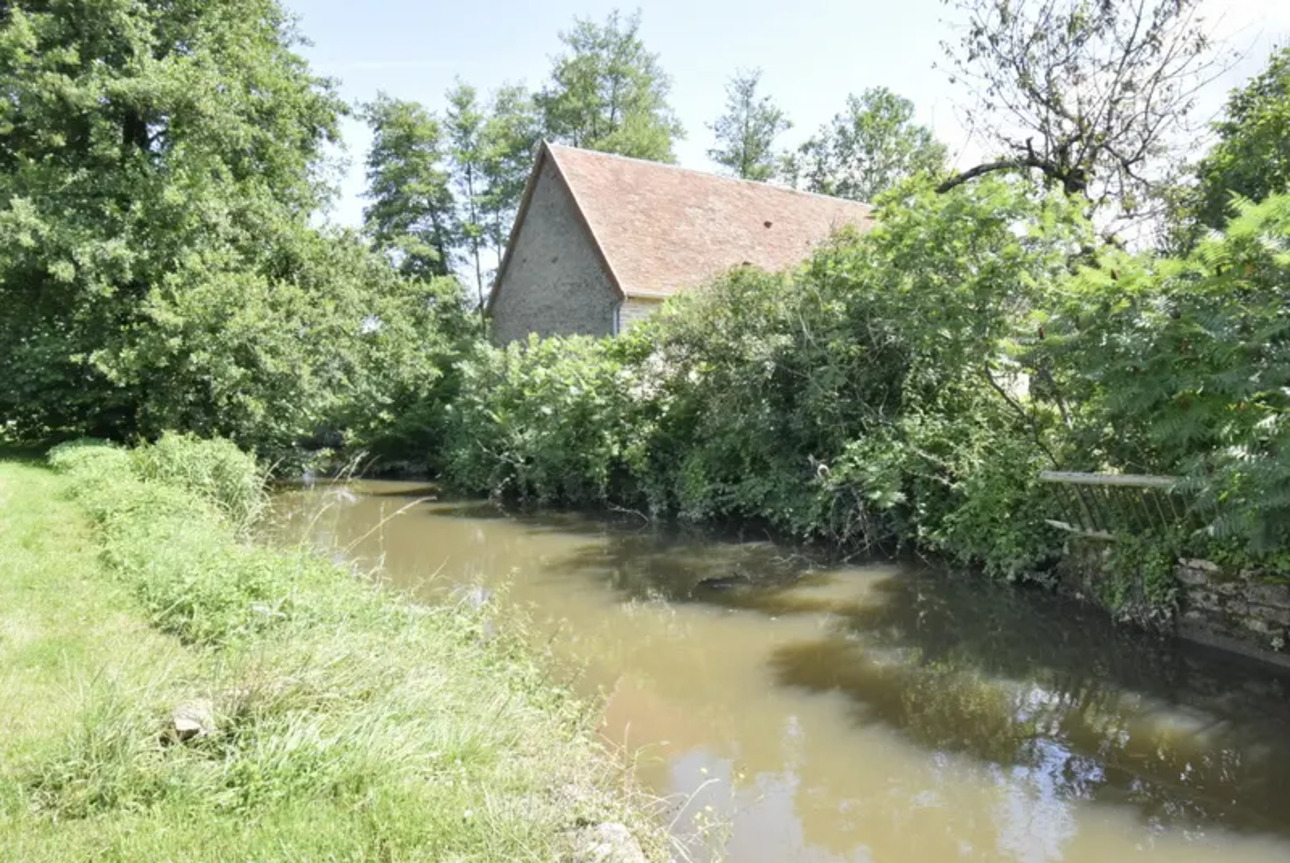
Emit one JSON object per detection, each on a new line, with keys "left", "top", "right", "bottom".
{"left": 275, "top": 476, "right": 1290, "bottom": 862}
{"left": 0, "top": 441, "right": 665, "bottom": 861}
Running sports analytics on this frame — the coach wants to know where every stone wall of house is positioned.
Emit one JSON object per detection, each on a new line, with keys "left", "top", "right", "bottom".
{"left": 619, "top": 297, "right": 662, "bottom": 332}
{"left": 1060, "top": 538, "right": 1290, "bottom": 667}
{"left": 490, "top": 159, "right": 618, "bottom": 345}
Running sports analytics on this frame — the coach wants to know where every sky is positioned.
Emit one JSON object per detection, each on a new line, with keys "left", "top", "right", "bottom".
{"left": 284, "top": 0, "right": 1290, "bottom": 229}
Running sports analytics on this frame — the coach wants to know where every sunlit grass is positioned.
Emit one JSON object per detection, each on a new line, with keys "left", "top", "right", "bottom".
{"left": 0, "top": 448, "right": 666, "bottom": 861}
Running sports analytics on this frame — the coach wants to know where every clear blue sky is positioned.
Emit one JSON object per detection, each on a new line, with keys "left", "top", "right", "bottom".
{"left": 284, "top": 0, "right": 1290, "bottom": 228}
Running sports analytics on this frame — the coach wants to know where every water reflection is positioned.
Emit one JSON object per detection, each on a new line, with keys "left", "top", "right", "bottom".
{"left": 753, "top": 573, "right": 1290, "bottom": 837}
{"left": 271, "top": 483, "right": 1290, "bottom": 862}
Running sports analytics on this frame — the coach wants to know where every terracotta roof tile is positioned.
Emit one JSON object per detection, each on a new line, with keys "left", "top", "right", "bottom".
{"left": 545, "top": 144, "right": 875, "bottom": 298}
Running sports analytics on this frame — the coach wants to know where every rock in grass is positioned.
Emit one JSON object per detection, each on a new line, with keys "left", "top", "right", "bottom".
{"left": 573, "top": 822, "right": 648, "bottom": 863}
{"left": 170, "top": 699, "right": 215, "bottom": 742}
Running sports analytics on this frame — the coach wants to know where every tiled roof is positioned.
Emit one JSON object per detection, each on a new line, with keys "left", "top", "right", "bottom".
{"left": 496, "top": 143, "right": 875, "bottom": 303}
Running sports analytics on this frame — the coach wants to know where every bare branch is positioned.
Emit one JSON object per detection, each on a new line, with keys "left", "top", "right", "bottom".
{"left": 939, "top": 0, "right": 1232, "bottom": 230}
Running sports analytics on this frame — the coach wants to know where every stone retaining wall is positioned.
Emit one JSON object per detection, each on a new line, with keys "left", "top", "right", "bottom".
{"left": 1060, "top": 539, "right": 1290, "bottom": 667}
{"left": 1175, "top": 559, "right": 1290, "bottom": 662}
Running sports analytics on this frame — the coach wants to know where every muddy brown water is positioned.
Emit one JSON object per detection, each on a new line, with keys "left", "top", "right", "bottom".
{"left": 272, "top": 481, "right": 1290, "bottom": 862}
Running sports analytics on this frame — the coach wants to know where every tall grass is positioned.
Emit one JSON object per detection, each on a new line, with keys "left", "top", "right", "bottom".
{"left": 1, "top": 440, "right": 666, "bottom": 861}
{"left": 130, "top": 432, "right": 267, "bottom": 534}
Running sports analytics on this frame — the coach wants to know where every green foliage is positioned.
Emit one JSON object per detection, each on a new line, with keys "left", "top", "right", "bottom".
{"left": 360, "top": 81, "right": 539, "bottom": 307}
{"left": 129, "top": 433, "right": 267, "bottom": 535}
{"left": 361, "top": 93, "right": 456, "bottom": 279}
{"left": 332, "top": 275, "right": 477, "bottom": 471}
{"left": 445, "top": 81, "right": 489, "bottom": 303}
{"left": 479, "top": 84, "right": 541, "bottom": 263}
{"left": 536, "top": 9, "right": 683, "bottom": 161}
{"left": 901, "top": 417, "right": 1062, "bottom": 581}
{"left": 0, "top": 0, "right": 337, "bottom": 441}
{"left": 632, "top": 264, "right": 848, "bottom": 531}
{"left": 707, "top": 69, "right": 792, "bottom": 181}
{"left": 45, "top": 439, "right": 135, "bottom": 482}
{"left": 48, "top": 438, "right": 284, "bottom": 643}
{"left": 787, "top": 88, "right": 946, "bottom": 201}
{"left": 0, "top": 1, "right": 468, "bottom": 463}
{"left": 1182, "top": 47, "right": 1290, "bottom": 241}
{"left": 1039, "top": 194, "right": 1290, "bottom": 556}
{"left": 446, "top": 336, "right": 647, "bottom": 505}
{"left": 1099, "top": 532, "right": 1181, "bottom": 627}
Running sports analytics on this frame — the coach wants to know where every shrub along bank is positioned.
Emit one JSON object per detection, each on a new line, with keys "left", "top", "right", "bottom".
{"left": 0, "top": 436, "right": 664, "bottom": 861}
{"left": 443, "top": 182, "right": 1290, "bottom": 624}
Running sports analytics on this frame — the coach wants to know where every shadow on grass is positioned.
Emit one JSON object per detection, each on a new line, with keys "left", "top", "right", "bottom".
{"left": 0, "top": 444, "right": 50, "bottom": 464}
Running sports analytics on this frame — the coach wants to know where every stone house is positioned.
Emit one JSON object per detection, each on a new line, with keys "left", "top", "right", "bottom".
{"left": 486, "top": 142, "right": 876, "bottom": 344}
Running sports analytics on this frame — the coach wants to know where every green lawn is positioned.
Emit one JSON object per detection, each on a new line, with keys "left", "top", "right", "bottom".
{"left": 0, "top": 462, "right": 187, "bottom": 829}
{"left": 0, "top": 452, "right": 663, "bottom": 862}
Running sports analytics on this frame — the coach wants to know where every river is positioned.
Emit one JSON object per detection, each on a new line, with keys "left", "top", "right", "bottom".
{"left": 272, "top": 481, "right": 1290, "bottom": 863}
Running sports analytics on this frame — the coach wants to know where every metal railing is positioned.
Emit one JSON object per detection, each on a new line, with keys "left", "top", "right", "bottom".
{"left": 1038, "top": 471, "right": 1186, "bottom": 540}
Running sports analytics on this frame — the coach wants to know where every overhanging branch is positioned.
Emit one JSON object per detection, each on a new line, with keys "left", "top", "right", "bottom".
{"left": 936, "top": 150, "right": 1088, "bottom": 196}
{"left": 936, "top": 158, "right": 1036, "bottom": 193}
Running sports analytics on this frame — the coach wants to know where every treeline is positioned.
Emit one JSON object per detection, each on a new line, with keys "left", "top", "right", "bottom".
{"left": 359, "top": 11, "right": 947, "bottom": 301}
{"left": 0, "top": 1, "right": 943, "bottom": 460}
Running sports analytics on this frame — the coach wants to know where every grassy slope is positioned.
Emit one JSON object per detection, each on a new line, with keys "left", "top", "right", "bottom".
{"left": 0, "top": 454, "right": 662, "bottom": 862}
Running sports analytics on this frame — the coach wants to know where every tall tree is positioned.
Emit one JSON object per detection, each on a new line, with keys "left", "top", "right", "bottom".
{"left": 445, "top": 82, "right": 487, "bottom": 306}
{"left": 0, "top": 0, "right": 355, "bottom": 446}
{"left": 793, "top": 89, "right": 946, "bottom": 202}
{"left": 938, "top": 0, "right": 1221, "bottom": 217}
{"left": 361, "top": 94, "right": 456, "bottom": 281}
{"left": 1188, "top": 47, "right": 1290, "bottom": 233}
{"left": 707, "top": 69, "right": 791, "bottom": 181}
{"left": 536, "top": 9, "right": 683, "bottom": 161}
{"left": 480, "top": 84, "right": 541, "bottom": 262}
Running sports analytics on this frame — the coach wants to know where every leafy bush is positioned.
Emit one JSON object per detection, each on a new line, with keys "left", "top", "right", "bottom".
{"left": 0, "top": 1, "right": 474, "bottom": 464}
{"left": 1039, "top": 195, "right": 1290, "bottom": 560}
{"left": 445, "top": 335, "right": 648, "bottom": 505}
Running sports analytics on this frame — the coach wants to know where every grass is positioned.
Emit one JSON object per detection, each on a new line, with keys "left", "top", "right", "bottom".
{"left": 0, "top": 441, "right": 665, "bottom": 861}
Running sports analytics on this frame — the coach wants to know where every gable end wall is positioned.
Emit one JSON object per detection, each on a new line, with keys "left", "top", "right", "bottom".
{"left": 489, "top": 159, "right": 619, "bottom": 345}
{"left": 620, "top": 297, "right": 662, "bottom": 332}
